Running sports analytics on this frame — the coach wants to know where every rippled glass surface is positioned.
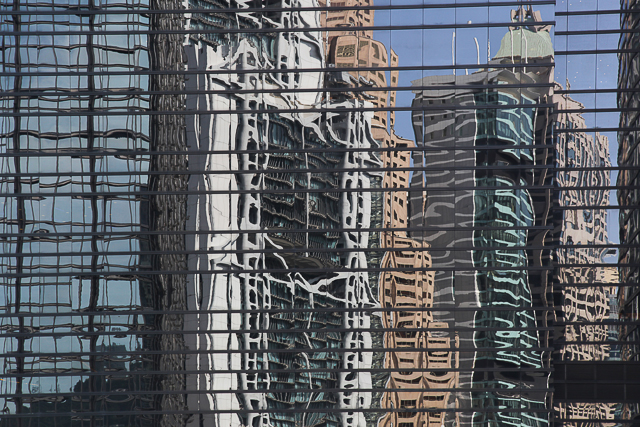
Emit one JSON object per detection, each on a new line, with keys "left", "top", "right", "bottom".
{"left": 1, "top": 0, "right": 155, "bottom": 424}
{"left": 1, "top": 0, "right": 638, "bottom": 426}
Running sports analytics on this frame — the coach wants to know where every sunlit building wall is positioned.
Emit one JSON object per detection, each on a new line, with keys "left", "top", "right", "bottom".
{"left": 618, "top": 0, "right": 640, "bottom": 362}
{"left": 319, "top": 0, "right": 399, "bottom": 137}
{"left": 319, "top": 2, "right": 459, "bottom": 425}
{"left": 377, "top": 137, "right": 457, "bottom": 427}
{"left": 184, "top": 1, "right": 379, "bottom": 426}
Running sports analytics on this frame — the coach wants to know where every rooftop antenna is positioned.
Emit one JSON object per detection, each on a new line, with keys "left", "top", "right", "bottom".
{"left": 452, "top": 31, "right": 456, "bottom": 75}
{"left": 463, "top": 22, "right": 474, "bottom": 75}
{"left": 474, "top": 37, "right": 480, "bottom": 66}
{"left": 509, "top": 27, "right": 514, "bottom": 72}
{"left": 523, "top": 30, "right": 528, "bottom": 73}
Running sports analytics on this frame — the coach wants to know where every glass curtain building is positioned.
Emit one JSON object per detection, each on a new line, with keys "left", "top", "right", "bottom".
{"left": 1, "top": 0, "right": 638, "bottom": 426}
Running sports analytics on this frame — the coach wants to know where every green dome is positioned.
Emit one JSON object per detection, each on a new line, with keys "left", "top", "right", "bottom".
{"left": 494, "top": 27, "right": 554, "bottom": 61}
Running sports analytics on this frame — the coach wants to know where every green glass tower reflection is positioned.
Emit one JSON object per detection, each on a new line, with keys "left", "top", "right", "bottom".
{"left": 409, "top": 6, "right": 554, "bottom": 426}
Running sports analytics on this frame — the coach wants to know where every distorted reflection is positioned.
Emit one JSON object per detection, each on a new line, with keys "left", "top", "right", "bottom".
{"left": 0, "top": 0, "right": 634, "bottom": 425}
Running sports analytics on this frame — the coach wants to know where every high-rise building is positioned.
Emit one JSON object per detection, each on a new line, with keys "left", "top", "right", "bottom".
{"left": 409, "top": 6, "right": 555, "bottom": 425}
{"left": 554, "top": 83, "right": 614, "bottom": 362}
{"left": 1, "top": 0, "right": 188, "bottom": 424}
{"left": 553, "top": 83, "right": 619, "bottom": 425}
{"left": 1, "top": 0, "right": 635, "bottom": 426}
{"left": 319, "top": 3, "right": 459, "bottom": 426}
{"left": 617, "top": 0, "right": 640, "bottom": 421}
{"left": 618, "top": 0, "right": 640, "bottom": 360}
{"left": 184, "top": 2, "right": 380, "bottom": 426}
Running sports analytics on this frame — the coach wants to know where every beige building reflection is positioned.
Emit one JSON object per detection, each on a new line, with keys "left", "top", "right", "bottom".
{"left": 554, "top": 84, "right": 619, "bottom": 425}
{"left": 320, "top": 1, "right": 458, "bottom": 425}
{"left": 378, "top": 144, "right": 459, "bottom": 427}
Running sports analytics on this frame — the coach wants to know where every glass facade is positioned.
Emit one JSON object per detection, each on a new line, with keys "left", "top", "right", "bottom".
{"left": 617, "top": 0, "right": 640, "bottom": 422}
{"left": 1, "top": 0, "right": 157, "bottom": 424}
{"left": 1, "top": 0, "right": 637, "bottom": 426}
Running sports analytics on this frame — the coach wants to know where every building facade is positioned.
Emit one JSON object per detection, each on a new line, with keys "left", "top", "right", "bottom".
{"left": 617, "top": 0, "right": 640, "bottom": 422}
{"left": 185, "top": 1, "right": 380, "bottom": 426}
{"left": 554, "top": 83, "right": 619, "bottom": 425}
{"left": 0, "top": 0, "right": 633, "bottom": 426}
{"left": 1, "top": 0, "right": 188, "bottom": 425}
{"left": 409, "top": 7, "right": 555, "bottom": 426}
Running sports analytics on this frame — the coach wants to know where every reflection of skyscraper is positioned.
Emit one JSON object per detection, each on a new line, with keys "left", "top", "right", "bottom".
{"left": 1, "top": 1, "right": 633, "bottom": 426}
{"left": 409, "top": 6, "right": 554, "bottom": 426}
{"left": 320, "top": 3, "right": 456, "bottom": 426}
{"left": 0, "top": 0, "right": 187, "bottom": 424}
{"left": 320, "top": 0, "right": 399, "bottom": 137}
{"left": 617, "top": 0, "right": 640, "bottom": 421}
{"left": 323, "top": 0, "right": 457, "bottom": 426}
{"left": 553, "top": 83, "right": 619, "bottom": 425}
{"left": 184, "top": 2, "right": 379, "bottom": 426}
{"left": 377, "top": 136, "right": 456, "bottom": 427}
{"left": 554, "top": 84, "right": 613, "bottom": 362}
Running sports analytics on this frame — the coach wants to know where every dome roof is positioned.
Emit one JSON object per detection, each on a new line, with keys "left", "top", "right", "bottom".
{"left": 494, "top": 26, "right": 554, "bottom": 61}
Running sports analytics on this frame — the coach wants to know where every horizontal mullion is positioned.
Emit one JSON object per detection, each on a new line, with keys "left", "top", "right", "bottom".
{"left": 0, "top": 386, "right": 553, "bottom": 400}
{"left": 0, "top": 306, "right": 560, "bottom": 320}
{"left": 0, "top": 406, "right": 552, "bottom": 419}
{"left": 0, "top": 145, "right": 557, "bottom": 157}
{"left": 0, "top": 370, "right": 553, "bottom": 382}
{"left": 555, "top": 9, "right": 626, "bottom": 16}
{"left": 0, "top": 225, "right": 554, "bottom": 238}
{"left": 0, "top": 1, "right": 557, "bottom": 15}
{"left": 556, "top": 29, "right": 640, "bottom": 36}
{"left": 0, "top": 266, "right": 559, "bottom": 279}
{"left": 0, "top": 165, "right": 555, "bottom": 176}
{"left": 0, "top": 244, "right": 628, "bottom": 257}
{"left": 0, "top": 267, "right": 560, "bottom": 278}
{"left": 0, "top": 346, "right": 554, "bottom": 356}
{"left": 0, "top": 82, "right": 557, "bottom": 98}
{"left": 0, "top": 366, "right": 552, "bottom": 380}
{"left": 0, "top": 183, "right": 631, "bottom": 193}
{"left": 0, "top": 62, "right": 555, "bottom": 77}
{"left": 4, "top": 107, "right": 638, "bottom": 120}
{"left": 0, "top": 185, "right": 558, "bottom": 198}
{"left": 6, "top": 278, "right": 634, "bottom": 287}
{"left": 0, "top": 160, "right": 635, "bottom": 174}
{"left": 0, "top": 103, "right": 558, "bottom": 117}
{"left": 0, "top": 243, "right": 623, "bottom": 258}
{"left": 2, "top": 265, "right": 620, "bottom": 277}
{"left": 0, "top": 324, "right": 635, "bottom": 336}
{"left": 0, "top": 325, "right": 555, "bottom": 339}
{"left": 0, "top": 20, "right": 558, "bottom": 36}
